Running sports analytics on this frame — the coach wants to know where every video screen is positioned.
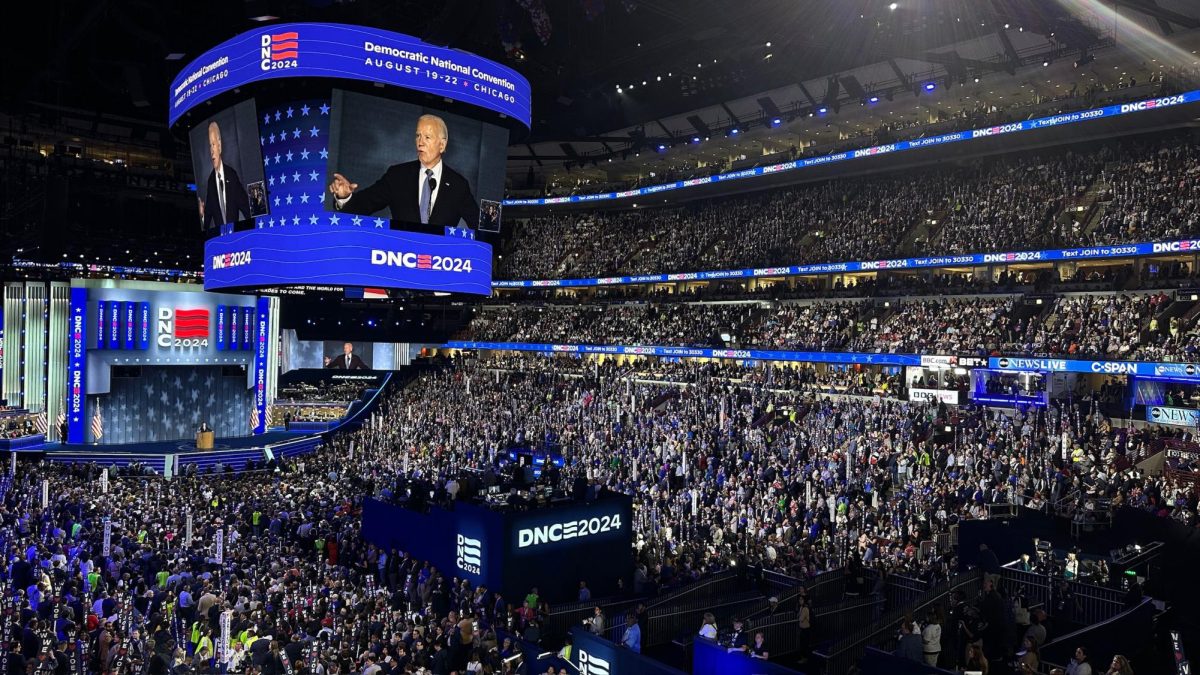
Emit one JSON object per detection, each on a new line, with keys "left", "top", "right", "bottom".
{"left": 322, "top": 340, "right": 372, "bottom": 370}
{"left": 187, "top": 99, "right": 269, "bottom": 233}
{"left": 325, "top": 89, "right": 508, "bottom": 236}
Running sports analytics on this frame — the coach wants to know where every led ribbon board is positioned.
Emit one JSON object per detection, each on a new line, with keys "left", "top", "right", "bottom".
{"left": 492, "top": 239, "right": 1199, "bottom": 288}
{"left": 504, "top": 90, "right": 1199, "bottom": 206}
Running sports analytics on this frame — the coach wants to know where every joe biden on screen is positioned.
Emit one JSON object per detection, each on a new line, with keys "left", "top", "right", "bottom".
{"left": 328, "top": 114, "right": 479, "bottom": 235}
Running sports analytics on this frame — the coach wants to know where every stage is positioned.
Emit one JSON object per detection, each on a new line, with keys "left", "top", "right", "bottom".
{"left": 27, "top": 428, "right": 326, "bottom": 474}
{"left": 45, "top": 429, "right": 300, "bottom": 454}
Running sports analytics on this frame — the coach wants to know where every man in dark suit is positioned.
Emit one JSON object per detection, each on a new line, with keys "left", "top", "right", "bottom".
{"left": 328, "top": 114, "right": 478, "bottom": 235}
{"left": 200, "top": 120, "right": 251, "bottom": 230}
{"left": 324, "top": 343, "right": 367, "bottom": 370}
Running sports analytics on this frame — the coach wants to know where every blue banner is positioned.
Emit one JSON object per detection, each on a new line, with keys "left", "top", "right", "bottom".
{"left": 123, "top": 302, "right": 135, "bottom": 350}
{"left": 493, "top": 238, "right": 1200, "bottom": 288}
{"left": 205, "top": 227, "right": 493, "bottom": 296}
{"left": 108, "top": 302, "right": 120, "bottom": 350}
{"left": 504, "top": 90, "right": 1200, "bottom": 207}
{"left": 67, "top": 289, "right": 88, "bottom": 444}
{"left": 1146, "top": 405, "right": 1200, "bottom": 427}
{"left": 445, "top": 341, "right": 921, "bottom": 366}
{"left": 138, "top": 302, "right": 150, "bottom": 350}
{"left": 243, "top": 306, "right": 254, "bottom": 351}
{"left": 96, "top": 301, "right": 106, "bottom": 349}
{"left": 215, "top": 305, "right": 226, "bottom": 351}
{"left": 169, "top": 22, "right": 531, "bottom": 128}
{"left": 989, "top": 356, "right": 1200, "bottom": 379}
{"left": 251, "top": 297, "right": 270, "bottom": 434}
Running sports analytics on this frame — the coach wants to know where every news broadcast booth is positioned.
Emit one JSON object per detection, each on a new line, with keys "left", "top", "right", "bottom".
{"left": 361, "top": 493, "right": 633, "bottom": 604}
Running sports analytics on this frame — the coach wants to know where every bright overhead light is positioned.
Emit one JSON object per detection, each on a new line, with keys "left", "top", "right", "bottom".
{"left": 249, "top": 14, "right": 278, "bottom": 21}
{"left": 765, "top": 41, "right": 772, "bottom": 47}
{"left": 889, "top": 2, "right": 898, "bottom": 9}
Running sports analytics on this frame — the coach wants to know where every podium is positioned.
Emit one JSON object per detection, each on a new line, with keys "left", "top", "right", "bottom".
{"left": 195, "top": 430, "right": 214, "bottom": 450}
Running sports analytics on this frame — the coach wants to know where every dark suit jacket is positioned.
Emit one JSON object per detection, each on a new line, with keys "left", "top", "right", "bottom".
{"left": 336, "top": 160, "right": 478, "bottom": 235}
{"left": 202, "top": 164, "right": 251, "bottom": 230}
{"left": 324, "top": 353, "right": 367, "bottom": 370}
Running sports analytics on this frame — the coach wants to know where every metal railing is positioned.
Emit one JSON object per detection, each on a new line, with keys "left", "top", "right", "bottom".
{"left": 812, "top": 569, "right": 984, "bottom": 675}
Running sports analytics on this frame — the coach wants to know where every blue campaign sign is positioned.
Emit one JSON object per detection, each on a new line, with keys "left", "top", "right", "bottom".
{"left": 504, "top": 90, "right": 1199, "bottom": 207}
{"left": 251, "top": 297, "right": 270, "bottom": 435}
{"left": 169, "top": 23, "right": 531, "bottom": 128}
{"left": 66, "top": 288, "right": 88, "bottom": 444}
{"left": 204, "top": 227, "right": 493, "bottom": 295}
{"left": 445, "top": 340, "right": 921, "bottom": 366}
{"left": 988, "top": 356, "right": 1200, "bottom": 379}
{"left": 492, "top": 238, "right": 1198, "bottom": 289}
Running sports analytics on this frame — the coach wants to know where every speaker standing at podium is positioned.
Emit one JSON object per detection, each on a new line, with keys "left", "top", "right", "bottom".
{"left": 324, "top": 342, "right": 368, "bottom": 370}
{"left": 196, "top": 421, "right": 214, "bottom": 450}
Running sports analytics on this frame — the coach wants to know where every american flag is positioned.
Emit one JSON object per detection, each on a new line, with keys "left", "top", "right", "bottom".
{"left": 250, "top": 405, "right": 260, "bottom": 433}
{"left": 253, "top": 99, "right": 364, "bottom": 231}
{"left": 32, "top": 412, "right": 47, "bottom": 434}
{"left": 91, "top": 399, "right": 103, "bottom": 441}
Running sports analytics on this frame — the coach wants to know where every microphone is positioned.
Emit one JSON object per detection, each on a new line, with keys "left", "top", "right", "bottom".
{"left": 428, "top": 176, "right": 438, "bottom": 192}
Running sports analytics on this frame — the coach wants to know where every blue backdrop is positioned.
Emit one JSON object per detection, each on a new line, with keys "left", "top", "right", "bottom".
{"left": 97, "top": 366, "right": 251, "bottom": 444}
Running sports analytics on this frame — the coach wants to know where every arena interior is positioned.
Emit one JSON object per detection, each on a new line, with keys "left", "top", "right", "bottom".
{"left": 1, "top": 1, "right": 1200, "bottom": 674}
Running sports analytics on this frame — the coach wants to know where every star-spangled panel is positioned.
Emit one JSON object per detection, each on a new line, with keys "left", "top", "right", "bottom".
{"left": 255, "top": 98, "right": 336, "bottom": 229}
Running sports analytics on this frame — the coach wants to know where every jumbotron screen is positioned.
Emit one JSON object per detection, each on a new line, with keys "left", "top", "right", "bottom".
{"left": 172, "top": 23, "right": 530, "bottom": 296}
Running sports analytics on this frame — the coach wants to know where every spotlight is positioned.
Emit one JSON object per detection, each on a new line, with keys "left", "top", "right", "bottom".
{"left": 692, "top": 136, "right": 700, "bottom": 143}
{"left": 868, "top": 95, "right": 879, "bottom": 103}
{"left": 817, "top": 106, "right": 828, "bottom": 115}
{"left": 923, "top": 82, "right": 936, "bottom": 91}
{"left": 729, "top": 128, "right": 740, "bottom": 136}
{"left": 656, "top": 144, "right": 667, "bottom": 152}
{"left": 1042, "top": 60, "right": 1050, "bottom": 67}
{"left": 770, "top": 117, "right": 782, "bottom": 127}
{"left": 889, "top": 2, "right": 898, "bottom": 9}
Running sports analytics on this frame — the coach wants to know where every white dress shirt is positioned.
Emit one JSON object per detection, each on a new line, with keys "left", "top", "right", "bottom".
{"left": 215, "top": 165, "right": 227, "bottom": 221}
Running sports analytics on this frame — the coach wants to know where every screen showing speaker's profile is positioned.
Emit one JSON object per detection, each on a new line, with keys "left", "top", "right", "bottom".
{"left": 187, "top": 99, "right": 269, "bottom": 234}
{"left": 324, "top": 89, "right": 508, "bottom": 236}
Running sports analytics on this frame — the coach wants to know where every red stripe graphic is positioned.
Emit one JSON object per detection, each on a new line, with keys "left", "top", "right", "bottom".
{"left": 271, "top": 51, "right": 298, "bottom": 60}
{"left": 175, "top": 309, "right": 209, "bottom": 317}
{"left": 271, "top": 32, "right": 298, "bottom": 41}
{"left": 271, "top": 41, "right": 298, "bottom": 50}
{"left": 175, "top": 330, "right": 209, "bottom": 338}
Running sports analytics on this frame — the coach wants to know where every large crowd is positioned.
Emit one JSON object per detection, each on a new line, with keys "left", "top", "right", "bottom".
{"left": 497, "top": 132, "right": 1200, "bottom": 282}
{"left": 1, "top": 354, "right": 1195, "bottom": 675}
{"left": 460, "top": 291, "right": 1200, "bottom": 363}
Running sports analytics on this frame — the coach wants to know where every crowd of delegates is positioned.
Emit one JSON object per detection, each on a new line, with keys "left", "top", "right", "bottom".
{"left": 1089, "top": 140, "right": 1200, "bottom": 246}
{"left": 496, "top": 131, "right": 1200, "bottom": 282}
{"left": 461, "top": 290, "right": 1200, "bottom": 363}
{"left": 0, "top": 354, "right": 1194, "bottom": 675}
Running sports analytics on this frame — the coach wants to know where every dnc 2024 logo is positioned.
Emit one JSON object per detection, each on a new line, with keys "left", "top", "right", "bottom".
{"left": 261, "top": 31, "right": 298, "bottom": 71}
{"left": 578, "top": 649, "right": 610, "bottom": 675}
{"left": 456, "top": 534, "right": 481, "bottom": 575}
{"left": 157, "top": 308, "right": 210, "bottom": 348}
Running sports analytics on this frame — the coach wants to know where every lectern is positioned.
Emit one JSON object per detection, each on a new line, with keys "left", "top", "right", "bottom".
{"left": 196, "top": 430, "right": 214, "bottom": 450}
